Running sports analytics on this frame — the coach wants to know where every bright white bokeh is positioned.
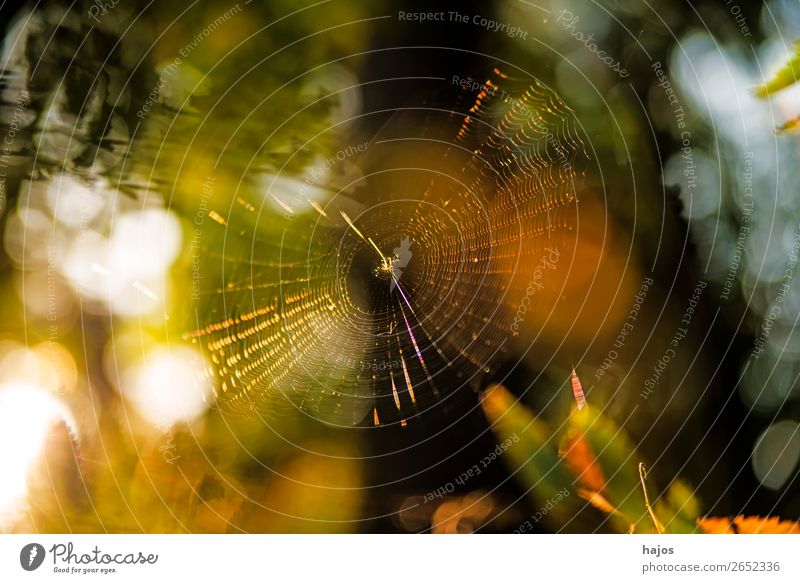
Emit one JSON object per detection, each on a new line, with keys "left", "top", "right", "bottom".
{"left": 60, "top": 208, "right": 182, "bottom": 316}
{"left": 46, "top": 175, "right": 107, "bottom": 228}
{"left": 109, "top": 208, "right": 182, "bottom": 279}
{"left": 262, "top": 171, "right": 329, "bottom": 216}
{"left": 121, "top": 346, "right": 213, "bottom": 429}
{"left": 0, "top": 383, "right": 76, "bottom": 528}
{"left": 0, "top": 342, "right": 77, "bottom": 396}
{"left": 670, "top": 22, "right": 800, "bottom": 416}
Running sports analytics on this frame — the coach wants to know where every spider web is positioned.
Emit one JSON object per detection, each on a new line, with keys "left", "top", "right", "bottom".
{"left": 184, "top": 70, "right": 588, "bottom": 427}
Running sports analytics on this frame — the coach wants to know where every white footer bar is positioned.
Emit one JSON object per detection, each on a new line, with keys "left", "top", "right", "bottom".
{"left": 1, "top": 534, "right": 797, "bottom": 582}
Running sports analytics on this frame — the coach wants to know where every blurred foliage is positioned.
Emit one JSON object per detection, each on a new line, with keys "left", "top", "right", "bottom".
{"left": 482, "top": 377, "right": 799, "bottom": 534}
{"left": 23, "top": 412, "right": 364, "bottom": 533}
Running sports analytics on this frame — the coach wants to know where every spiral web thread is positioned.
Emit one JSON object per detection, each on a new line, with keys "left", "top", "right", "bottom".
{"left": 184, "top": 69, "right": 588, "bottom": 427}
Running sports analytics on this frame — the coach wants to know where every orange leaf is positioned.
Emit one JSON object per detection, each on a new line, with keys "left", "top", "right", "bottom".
{"left": 699, "top": 515, "right": 800, "bottom": 534}
{"left": 562, "top": 431, "right": 606, "bottom": 492}
{"left": 578, "top": 488, "right": 635, "bottom": 533}
{"left": 776, "top": 116, "right": 800, "bottom": 134}
{"left": 697, "top": 517, "right": 735, "bottom": 534}
{"left": 579, "top": 489, "right": 618, "bottom": 516}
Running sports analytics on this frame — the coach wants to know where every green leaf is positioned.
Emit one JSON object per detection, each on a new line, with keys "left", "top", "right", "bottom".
{"left": 654, "top": 480, "right": 702, "bottom": 533}
{"left": 755, "top": 40, "right": 800, "bottom": 98}
{"left": 481, "top": 384, "right": 577, "bottom": 523}
{"left": 567, "top": 405, "right": 649, "bottom": 532}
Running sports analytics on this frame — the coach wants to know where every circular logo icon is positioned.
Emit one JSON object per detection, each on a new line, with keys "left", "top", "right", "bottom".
{"left": 20, "top": 543, "right": 46, "bottom": 571}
